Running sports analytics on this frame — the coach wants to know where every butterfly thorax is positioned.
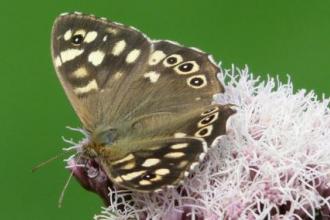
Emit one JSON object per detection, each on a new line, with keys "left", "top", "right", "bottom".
{"left": 83, "top": 128, "right": 118, "bottom": 158}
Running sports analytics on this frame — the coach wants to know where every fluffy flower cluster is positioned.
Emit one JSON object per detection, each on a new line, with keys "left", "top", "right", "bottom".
{"left": 73, "top": 65, "right": 330, "bottom": 220}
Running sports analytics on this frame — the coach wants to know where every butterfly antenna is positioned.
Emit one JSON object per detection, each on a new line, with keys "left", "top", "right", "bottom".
{"left": 32, "top": 150, "right": 73, "bottom": 172}
{"left": 58, "top": 171, "right": 74, "bottom": 208}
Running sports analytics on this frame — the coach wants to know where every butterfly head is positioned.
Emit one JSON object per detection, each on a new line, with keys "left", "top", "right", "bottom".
{"left": 80, "top": 128, "right": 118, "bottom": 158}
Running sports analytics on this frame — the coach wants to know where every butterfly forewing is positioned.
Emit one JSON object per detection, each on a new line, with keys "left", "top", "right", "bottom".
{"left": 52, "top": 14, "right": 152, "bottom": 130}
{"left": 51, "top": 12, "right": 234, "bottom": 192}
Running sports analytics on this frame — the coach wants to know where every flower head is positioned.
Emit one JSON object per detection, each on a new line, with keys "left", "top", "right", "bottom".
{"left": 67, "top": 65, "right": 330, "bottom": 219}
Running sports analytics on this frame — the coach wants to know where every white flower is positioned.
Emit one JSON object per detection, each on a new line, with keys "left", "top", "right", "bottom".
{"left": 70, "top": 65, "right": 330, "bottom": 220}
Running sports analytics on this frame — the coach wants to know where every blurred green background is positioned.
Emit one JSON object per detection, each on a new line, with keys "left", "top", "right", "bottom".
{"left": 1, "top": 1, "right": 329, "bottom": 219}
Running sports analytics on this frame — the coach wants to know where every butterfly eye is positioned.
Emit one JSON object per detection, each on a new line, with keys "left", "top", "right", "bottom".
{"left": 167, "top": 57, "right": 177, "bottom": 64}
{"left": 195, "top": 125, "right": 213, "bottom": 137}
{"left": 198, "top": 112, "right": 219, "bottom": 127}
{"left": 174, "top": 61, "right": 200, "bottom": 75}
{"left": 70, "top": 29, "right": 87, "bottom": 46}
{"left": 186, "top": 74, "right": 207, "bottom": 89}
{"left": 163, "top": 54, "right": 183, "bottom": 67}
{"left": 71, "top": 34, "right": 84, "bottom": 45}
{"left": 202, "top": 115, "right": 215, "bottom": 124}
{"left": 179, "top": 63, "right": 193, "bottom": 71}
{"left": 201, "top": 106, "right": 219, "bottom": 116}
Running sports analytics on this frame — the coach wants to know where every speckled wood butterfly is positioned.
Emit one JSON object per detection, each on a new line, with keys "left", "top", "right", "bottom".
{"left": 51, "top": 12, "right": 235, "bottom": 192}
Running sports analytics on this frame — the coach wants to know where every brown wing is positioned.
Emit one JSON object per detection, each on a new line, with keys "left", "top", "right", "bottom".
{"left": 98, "top": 104, "right": 234, "bottom": 192}
{"left": 51, "top": 13, "right": 223, "bottom": 132}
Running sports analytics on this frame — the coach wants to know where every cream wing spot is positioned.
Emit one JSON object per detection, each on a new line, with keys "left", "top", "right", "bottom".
{"left": 121, "top": 170, "right": 146, "bottom": 181}
{"left": 112, "top": 154, "right": 134, "bottom": 165}
{"left": 74, "top": 79, "right": 99, "bottom": 95}
{"left": 174, "top": 132, "right": 187, "bottom": 138}
{"left": 155, "top": 168, "right": 170, "bottom": 176}
{"left": 177, "top": 160, "right": 189, "bottom": 168}
{"left": 106, "top": 27, "right": 118, "bottom": 34}
{"left": 60, "top": 49, "right": 84, "bottom": 63}
{"left": 139, "top": 180, "right": 152, "bottom": 186}
{"left": 88, "top": 50, "right": 105, "bottom": 66}
{"left": 120, "top": 161, "right": 136, "bottom": 170}
{"left": 144, "top": 71, "right": 160, "bottom": 83}
{"left": 113, "top": 176, "right": 123, "bottom": 183}
{"left": 72, "top": 67, "right": 89, "bottom": 78}
{"left": 112, "top": 40, "right": 126, "bottom": 56}
{"left": 150, "top": 175, "right": 162, "bottom": 182}
{"left": 148, "top": 50, "right": 166, "bottom": 65}
{"left": 84, "top": 31, "right": 98, "bottom": 43}
{"left": 63, "top": 29, "right": 72, "bottom": 41}
{"left": 148, "top": 145, "right": 162, "bottom": 151}
{"left": 164, "top": 152, "right": 185, "bottom": 159}
{"left": 126, "top": 49, "right": 141, "bottom": 63}
{"left": 54, "top": 56, "right": 62, "bottom": 67}
{"left": 171, "top": 143, "right": 188, "bottom": 150}
{"left": 142, "top": 158, "right": 160, "bottom": 167}
{"left": 114, "top": 72, "right": 123, "bottom": 80}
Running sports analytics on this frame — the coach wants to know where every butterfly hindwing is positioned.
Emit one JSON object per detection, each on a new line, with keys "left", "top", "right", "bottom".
{"left": 106, "top": 137, "right": 206, "bottom": 191}
{"left": 98, "top": 104, "right": 235, "bottom": 191}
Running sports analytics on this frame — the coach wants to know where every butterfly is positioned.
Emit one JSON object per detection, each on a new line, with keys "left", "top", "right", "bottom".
{"left": 51, "top": 12, "right": 235, "bottom": 192}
